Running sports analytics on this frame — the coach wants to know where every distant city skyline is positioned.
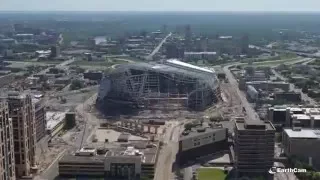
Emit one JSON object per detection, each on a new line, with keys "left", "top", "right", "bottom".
{"left": 1, "top": 0, "right": 320, "bottom": 12}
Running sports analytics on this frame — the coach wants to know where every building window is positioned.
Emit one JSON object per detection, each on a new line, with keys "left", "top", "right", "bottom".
{"left": 15, "top": 155, "right": 20, "bottom": 164}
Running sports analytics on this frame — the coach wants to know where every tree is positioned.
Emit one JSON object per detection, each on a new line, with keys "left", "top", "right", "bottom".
{"left": 312, "top": 172, "right": 320, "bottom": 180}
{"left": 60, "top": 98, "right": 67, "bottom": 104}
{"left": 275, "top": 132, "right": 282, "bottom": 142}
{"left": 302, "top": 86, "right": 309, "bottom": 93}
{"left": 70, "top": 79, "right": 84, "bottom": 90}
{"left": 75, "top": 67, "right": 85, "bottom": 74}
{"left": 184, "top": 123, "right": 193, "bottom": 131}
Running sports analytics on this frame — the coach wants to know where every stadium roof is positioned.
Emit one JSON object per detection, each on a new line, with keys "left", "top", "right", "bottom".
{"left": 165, "top": 59, "right": 215, "bottom": 74}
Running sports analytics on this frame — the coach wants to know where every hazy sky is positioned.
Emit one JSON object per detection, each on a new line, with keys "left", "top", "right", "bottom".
{"left": 1, "top": 0, "right": 320, "bottom": 11}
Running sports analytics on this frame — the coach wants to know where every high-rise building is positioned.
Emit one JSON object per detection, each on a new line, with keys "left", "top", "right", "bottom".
{"left": 184, "top": 25, "right": 192, "bottom": 51}
{"left": 165, "top": 43, "right": 184, "bottom": 59}
{"left": 32, "top": 98, "right": 46, "bottom": 142}
{"left": 234, "top": 120, "right": 275, "bottom": 179}
{"left": 241, "top": 35, "right": 249, "bottom": 54}
{"left": 50, "top": 45, "right": 60, "bottom": 58}
{"left": 0, "top": 101, "right": 16, "bottom": 180}
{"left": 7, "top": 92, "right": 36, "bottom": 178}
{"left": 162, "top": 24, "right": 168, "bottom": 34}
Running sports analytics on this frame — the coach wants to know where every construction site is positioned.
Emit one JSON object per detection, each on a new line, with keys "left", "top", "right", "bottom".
{"left": 96, "top": 59, "right": 221, "bottom": 114}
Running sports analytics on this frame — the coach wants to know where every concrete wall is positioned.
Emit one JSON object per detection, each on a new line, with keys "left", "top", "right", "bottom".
{"left": 283, "top": 135, "right": 320, "bottom": 170}
{"left": 104, "top": 156, "right": 141, "bottom": 174}
{"left": 180, "top": 128, "right": 227, "bottom": 151}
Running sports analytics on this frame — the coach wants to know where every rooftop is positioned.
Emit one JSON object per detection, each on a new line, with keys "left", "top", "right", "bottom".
{"left": 165, "top": 59, "right": 215, "bottom": 74}
{"left": 60, "top": 140, "right": 159, "bottom": 164}
{"left": 292, "top": 114, "right": 311, "bottom": 120}
{"left": 184, "top": 52, "right": 217, "bottom": 55}
{"left": 284, "top": 128, "right": 320, "bottom": 139}
{"left": 36, "top": 50, "right": 51, "bottom": 54}
{"left": 235, "top": 120, "right": 275, "bottom": 131}
{"left": 7, "top": 91, "right": 28, "bottom": 99}
{"left": 179, "top": 122, "right": 226, "bottom": 140}
{"left": 246, "top": 81, "right": 288, "bottom": 85}
{"left": 46, "top": 111, "right": 66, "bottom": 130}
{"left": 115, "top": 61, "right": 218, "bottom": 89}
{"left": 219, "top": 36, "right": 233, "bottom": 39}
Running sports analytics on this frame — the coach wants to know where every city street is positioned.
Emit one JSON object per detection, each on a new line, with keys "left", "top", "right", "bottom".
{"left": 223, "top": 65, "right": 260, "bottom": 122}
{"left": 154, "top": 121, "right": 183, "bottom": 180}
{"left": 271, "top": 60, "right": 317, "bottom": 105}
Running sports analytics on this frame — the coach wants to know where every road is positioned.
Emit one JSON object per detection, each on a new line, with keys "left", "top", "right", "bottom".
{"left": 249, "top": 44, "right": 320, "bottom": 58}
{"left": 271, "top": 61, "right": 317, "bottom": 105}
{"left": 223, "top": 65, "right": 260, "bottom": 122}
{"left": 146, "top": 33, "right": 172, "bottom": 60}
{"left": 36, "top": 57, "right": 75, "bottom": 75}
{"left": 40, "top": 93, "right": 99, "bottom": 180}
{"left": 222, "top": 57, "right": 312, "bottom": 123}
{"left": 154, "top": 121, "right": 183, "bottom": 180}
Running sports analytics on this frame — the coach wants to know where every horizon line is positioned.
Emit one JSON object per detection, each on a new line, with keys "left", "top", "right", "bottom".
{"left": 1, "top": 10, "right": 320, "bottom": 13}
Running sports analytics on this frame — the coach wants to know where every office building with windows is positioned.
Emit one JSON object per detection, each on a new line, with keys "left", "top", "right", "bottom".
{"left": 234, "top": 120, "right": 275, "bottom": 178}
{"left": 0, "top": 101, "right": 16, "bottom": 180}
{"left": 7, "top": 92, "right": 36, "bottom": 178}
{"left": 58, "top": 140, "right": 160, "bottom": 180}
{"left": 176, "top": 123, "right": 228, "bottom": 166}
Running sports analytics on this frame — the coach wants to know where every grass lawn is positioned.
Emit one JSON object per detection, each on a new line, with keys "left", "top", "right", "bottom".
{"left": 197, "top": 168, "right": 227, "bottom": 180}
{"left": 241, "top": 58, "right": 299, "bottom": 67}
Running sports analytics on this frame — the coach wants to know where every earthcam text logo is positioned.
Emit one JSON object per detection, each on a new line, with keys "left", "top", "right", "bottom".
{"left": 268, "top": 167, "right": 307, "bottom": 174}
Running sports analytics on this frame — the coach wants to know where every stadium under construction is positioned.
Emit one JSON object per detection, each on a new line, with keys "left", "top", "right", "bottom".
{"left": 97, "top": 59, "right": 220, "bottom": 114}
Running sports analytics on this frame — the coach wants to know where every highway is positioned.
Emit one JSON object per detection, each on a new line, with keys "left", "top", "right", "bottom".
{"left": 249, "top": 45, "right": 320, "bottom": 58}
{"left": 146, "top": 33, "right": 172, "bottom": 60}
{"left": 36, "top": 57, "right": 75, "bottom": 75}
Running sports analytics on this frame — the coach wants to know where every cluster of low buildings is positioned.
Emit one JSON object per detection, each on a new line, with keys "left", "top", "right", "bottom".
{"left": 266, "top": 105, "right": 320, "bottom": 172}
{"left": 232, "top": 66, "right": 302, "bottom": 119}
{"left": 164, "top": 30, "right": 250, "bottom": 63}
{"left": 0, "top": 23, "right": 62, "bottom": 60}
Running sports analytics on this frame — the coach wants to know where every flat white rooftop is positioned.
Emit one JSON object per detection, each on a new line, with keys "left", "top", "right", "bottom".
{"left": 184, "top": 52, "right": 217, "bottom": 55}
{"left": 166, "top": 59, "right": 214, "bottom": 74}
{"left": 292, "top": 114, "right": 311, "bottom": 120}
{"left": 304, "top": 108, "right": 320, "bottom": 115}
{"left": 46, "top": 111, "right": 66, "bottom": 130}
{"left": 290, "top": 107, "right": 303, "bottom": 112}
{"left": 284, "top": 128, "right": 320, "bottom": 139}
